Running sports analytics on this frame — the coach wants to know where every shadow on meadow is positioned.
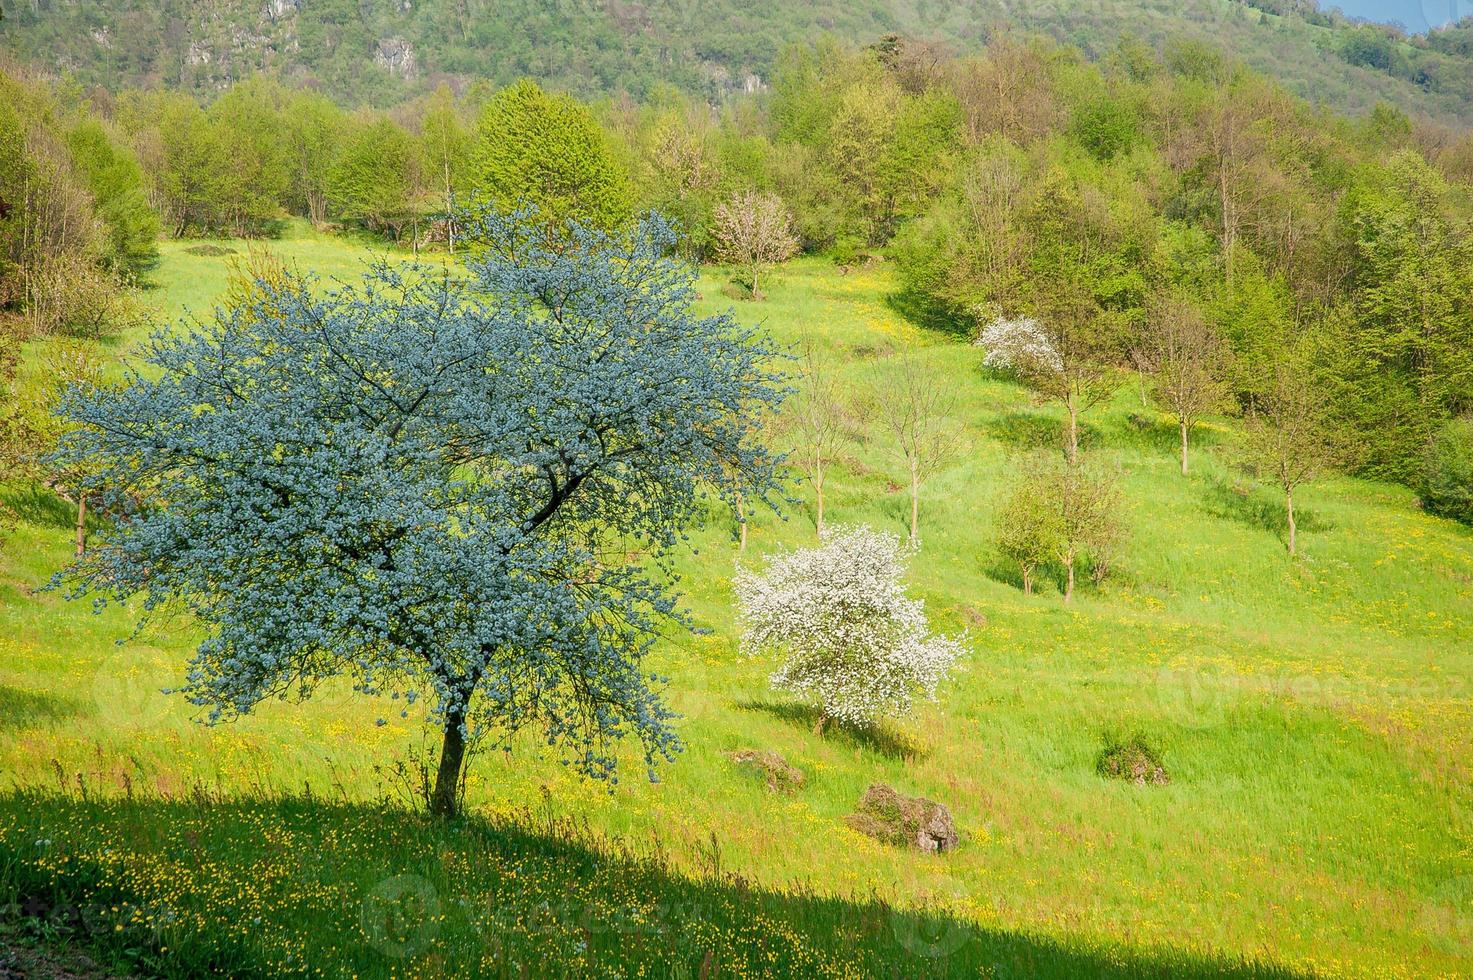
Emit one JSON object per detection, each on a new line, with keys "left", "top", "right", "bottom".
{"left": 882, "top": 287, "right": 968, "bottom": 338}
{"left": 736, "top": 698, "right": 928, "bottom": 761}
{"left": 1202, "top": 477, "right": 1331, "bottom": 544}
{"left": 0, "top": 486, "right": 78, "bottom": 533}
{"left": 985, "top": 412, "right": 1102, "bottom": 455}
{"left": 1110, "top": 412, "right": 1225, "bottom": 459}
{"left": 0, "top": 686, "right": 80, "bottom": 730}
{"left": 0, "top": 789, "right": 1309, "bottom": 980}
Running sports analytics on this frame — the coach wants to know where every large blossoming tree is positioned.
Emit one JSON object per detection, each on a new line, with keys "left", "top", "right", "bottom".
{"left": 735, "top": 525, "right": 960, "bottom": 733}
{"left": 52, "top": 209, "right": 786, "bottom": 816}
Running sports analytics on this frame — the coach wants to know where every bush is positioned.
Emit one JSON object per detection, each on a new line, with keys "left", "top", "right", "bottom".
{"left": 25, "top": 252, "right": 135, "bottom": 339}
{"left": 1421, "top": 417, "right": 1473, "bottom": 525}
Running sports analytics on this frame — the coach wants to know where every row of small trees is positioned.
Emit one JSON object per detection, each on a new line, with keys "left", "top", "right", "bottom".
{"left": 0, "top": 64, "right": 155, "bottom": 337}
{"left": 786, "top": 348, "right": 959, "bottom": 549}
{"left": 768, "top": 274, "right": 1343, "bottom": 612}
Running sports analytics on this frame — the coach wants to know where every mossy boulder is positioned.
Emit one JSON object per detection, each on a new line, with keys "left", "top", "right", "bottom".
{"left": 729, "top": 749, "right": 805, "bottom": 793}
{"left": 1097, "top": 736, "right": 1169, "bottom": 786}
{"left": 844, "top": 784, "right": 958, "bottom": 853}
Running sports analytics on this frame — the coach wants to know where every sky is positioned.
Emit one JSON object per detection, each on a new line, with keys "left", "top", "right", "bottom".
{"left": 1327, "top": 0, "right": 1471, "bottom": 31}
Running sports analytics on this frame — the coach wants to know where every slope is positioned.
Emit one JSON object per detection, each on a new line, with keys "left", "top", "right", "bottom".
{"left": 0, "top": 228, "right": 1470, "bottom": 976}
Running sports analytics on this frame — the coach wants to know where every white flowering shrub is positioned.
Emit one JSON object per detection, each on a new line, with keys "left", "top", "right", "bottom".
{"left": 973, "top": 315, "right": 1063, "bottom": 376}
{"left": 734, "top": 525, "right": 961, "bottom": 727}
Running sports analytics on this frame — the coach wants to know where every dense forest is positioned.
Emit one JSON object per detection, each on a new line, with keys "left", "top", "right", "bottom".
{"left": 7, "top": 0, "right": 1473, "bottom": 126}
{"left": 4, "top": 29, "right": 1473, "bottom": 521}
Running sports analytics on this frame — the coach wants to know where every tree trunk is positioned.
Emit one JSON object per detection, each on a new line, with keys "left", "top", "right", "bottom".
{"left": 74, "top": 491, "right": 87, "bottom": 558}
{"left": 908, "top": 463, "right": 920, "bottom": 549}
{"left": 1285, "top": 487, "right": 1297, "bottom": 557}
{"left": 430, "top": 709, "right": 467, "bottom": 817}
{"left": 750, "top": 264, "right": 760, "bottom": 301}
{"left": 1022, "top": 566, "right": 1034, "bottom": 595}
{"left": 812, "top": 711, "right": 830, "bottom": 737}
{"left": 736, "top": 491, "right": 747, "bottom": 552}
{"left": 1180, "top": 418, "right": 1190, "bottom": 475}
{"left": 1066, "top": 403, "right": 1079, "bottom": 466}
{"left": 814, "top": 458, "right": 825, "bottom": 538}
{"left": 1063, "top": 549, "right": 1076, "bottom": 603}
{"left": 445, "top": 179, "right": 456, "bottom": 255}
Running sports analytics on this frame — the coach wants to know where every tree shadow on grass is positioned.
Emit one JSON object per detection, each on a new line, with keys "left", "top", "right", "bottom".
{"left": 981, "top": 554, "right": 1031, "bottom": 594}
{"left": 735, "top": 699, "right": 927, "bottom": 761}
{"left": 986, "top": 412, "right": 1101, "bottom": 454}
{"left": 883, "top": 288, "right": 970, "bottom": 338}
{"left": 0, "top": 790, "right": 1312, "bottom": 979}
{"left": 1111, "top": 412, "right": 1225, "bottom": 459}
{"left": 1202, "top": 478, "right": 1331, "bottom": 545}
{"left": 0, "top": 686, "right": 81, "bottom": 730}
{"left": 0, "top": 485, "right": 75, "bottom": 531}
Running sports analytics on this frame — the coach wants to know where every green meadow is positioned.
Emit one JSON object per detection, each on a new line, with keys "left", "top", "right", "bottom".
{"left": 2, "top": 227, "right": 1471, "bottom": 978}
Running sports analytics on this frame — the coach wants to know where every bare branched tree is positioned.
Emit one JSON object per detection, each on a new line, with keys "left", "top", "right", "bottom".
{"left": 871, "top": 353, "right": 960, "bottom": 548}
{"left": 1241, "top": 353, "right": 1339, "bottom": 556}
{"left": 788, "top": 345, "right": 851, "bottom": 538}
{"left": 1142, "top": 292, "right": 1231, "bottom": 475}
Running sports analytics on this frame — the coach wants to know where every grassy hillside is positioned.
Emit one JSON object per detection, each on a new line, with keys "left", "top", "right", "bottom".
{"left": 2, "top": 229, "right": 1471, "bottom": 977}
{"left": 5, "top": 0, "right": 1473, "bottom": 125}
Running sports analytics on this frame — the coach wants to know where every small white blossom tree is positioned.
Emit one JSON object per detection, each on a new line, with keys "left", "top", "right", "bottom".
{"left": 974, "top": 315, "right": 1062, "bottom": 376}
{"left": 735, "top": 525, "right": 961, "bottom": 733}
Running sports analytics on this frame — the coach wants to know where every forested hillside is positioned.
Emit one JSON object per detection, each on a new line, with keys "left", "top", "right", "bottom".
{"left": 8, "top": 29, "right": 1473, "bottom": 507}
{"left": 6, "top": 0, "right": 1473, "bottom": 125}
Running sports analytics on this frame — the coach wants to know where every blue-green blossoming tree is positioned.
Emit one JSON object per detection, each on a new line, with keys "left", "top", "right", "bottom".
{"left": 53, "top": 209, "right": 786, "bottom": 815}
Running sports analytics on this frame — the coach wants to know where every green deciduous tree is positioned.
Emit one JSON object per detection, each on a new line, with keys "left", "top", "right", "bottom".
{"left": 1420, "top": 417, "right": 1473, "bottom": 526}
{"left": 328, "top": 116, "right": 419, "bottom": 241}
{"left": 994, "top": 452, "right": 1123, "bottom": 600}
{"left": 472, "top": 79, "right": 633, "bottom": 234}
{"left": 1342, "top": 151, "right": 1473, "bottom": 481}
{"left": 283, "top": 90, "right": 346, "bottom": 228}
{"left": 419, "top": 83, "right": 472, "bottom": 251}
{"left": 65, "top": 119, "right": 159, "bottom": 280}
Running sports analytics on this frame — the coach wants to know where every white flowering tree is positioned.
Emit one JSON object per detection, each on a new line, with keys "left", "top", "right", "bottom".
{"left": 711, "top": 189, "right": 799, "bottom": 300}
{"left": 734, "top": 525, "right": 960, "bottom": 733}
{"left": 974, "top": 315, "right": 1062, "bottom": 376}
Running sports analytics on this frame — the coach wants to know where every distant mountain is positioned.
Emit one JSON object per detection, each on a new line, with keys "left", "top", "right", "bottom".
{"left": 3, "top": 0, "right": 1473, "bottom": 125}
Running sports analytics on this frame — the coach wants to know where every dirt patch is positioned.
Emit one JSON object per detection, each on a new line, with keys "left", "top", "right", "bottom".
{"left": 0, "top": 939, "right": 125, "bottom": 979}
{"left": 181, "top": 243, "right": 236, "bottom": 257}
